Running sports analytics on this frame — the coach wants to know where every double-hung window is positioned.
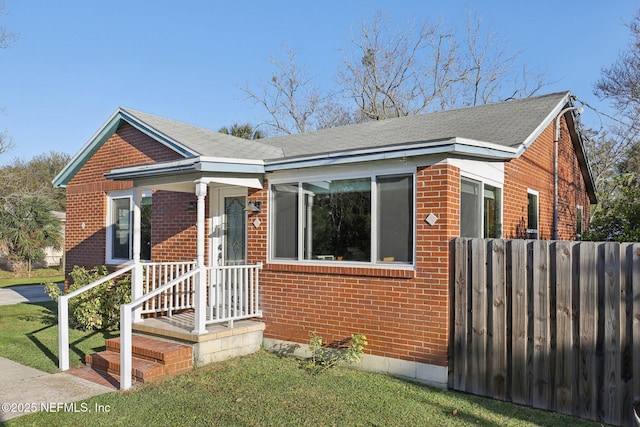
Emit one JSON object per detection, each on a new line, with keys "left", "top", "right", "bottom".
{"left": 271, "top": 172, "right": 414, "bottom": 265}
{"left": 460, "top": 177, "right": 502, "bottom": 238}
{"left": 107, "top": 190, "right": 152, "bottom": 263}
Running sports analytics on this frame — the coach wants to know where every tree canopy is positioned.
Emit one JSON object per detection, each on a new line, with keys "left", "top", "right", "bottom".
{"left": 583, "top": 10, "right": 640, "bottom": 241}
{"left": 243, "top": 12, "right": 547, "bottom": 136}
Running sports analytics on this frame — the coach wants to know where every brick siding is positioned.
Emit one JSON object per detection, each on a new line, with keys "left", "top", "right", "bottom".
{"left": 65, "top": 123, "right": 191, "bottom": 278}
{"left": 65, "top": 115, "right": 592, "bottom": 369}
{"left": 503, "top": 118, "right": 591, "bottom": 240}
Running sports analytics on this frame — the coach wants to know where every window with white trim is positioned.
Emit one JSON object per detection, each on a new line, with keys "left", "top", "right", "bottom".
{"left": 106, "top": 191, "right": 152, "bottom": 263}
{"left": 270, "top": 173, "right": 414, "bottom": 265}
{"left": 460, "top": 177, "right": 502, "bottom": 238}
{"left": 527, "top": 190, "right": 539, "bottom": 239}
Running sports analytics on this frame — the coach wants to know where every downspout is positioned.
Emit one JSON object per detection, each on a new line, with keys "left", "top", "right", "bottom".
{"left": 553, "top": 106, "right": 583, "bottom": 240}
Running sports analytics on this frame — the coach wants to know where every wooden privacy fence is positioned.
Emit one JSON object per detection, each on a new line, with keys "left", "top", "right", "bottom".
{"left": 450, "top": 238, "right": 640, "bottom": 427}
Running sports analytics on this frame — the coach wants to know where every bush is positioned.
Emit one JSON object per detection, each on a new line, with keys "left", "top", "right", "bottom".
{"left": 45, "top": 265, "right": 131, "bottom": 331}
{"left": 304, "top": 333, "right": 368, "bottom": 374}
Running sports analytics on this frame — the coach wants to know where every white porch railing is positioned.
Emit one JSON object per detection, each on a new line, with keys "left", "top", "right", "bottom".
{"left": 120, "top": 267, "right": 202, "bottom": 390}
{"left": 206, "top": 263, "right": 263, "bottom": 328}
{"left": 58, "top": 263, "right": 135, "bottom": 372}
{"left": 58, "top": 261, "right": 262, "bottom": 391}
{"left": 140, "top": 261, "right": 197, "bottom": 316}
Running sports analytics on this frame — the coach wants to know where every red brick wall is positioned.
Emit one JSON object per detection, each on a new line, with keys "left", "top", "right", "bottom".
{"left": 503, "top": 118, "right": 591, "bottom": 240}
{"left": 65, "top": 122, "right": 191, "bottom": 277}
{"left": 151, "top": 191, "right": 209, "bottom": 264}
{"left": 252, "top": 164, "right": 460, "bottom": 367}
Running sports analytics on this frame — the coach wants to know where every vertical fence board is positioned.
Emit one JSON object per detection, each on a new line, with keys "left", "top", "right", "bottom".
{"left": 452, "top": 238, "right": 469, "bottom": 391}
{"left": 469, "top": 238, "right": 488, "bottom": 395}
{"left": 509, "top": 239, "right": 529, "bottom": 405}
{"left": 577, "top": 242, "right": 598, "bottom": 421}
{"left": 490, "top": 239, "right": 507, "bottom": 400}
{"left": 620, "top": 244, "right": 633, "bottom": 427}
{"left": 554, "top": 241, "right": 575, "bottom": 416}
{"left": 633, "top": 244, "right": 640, "bottom": 414}
{"left": 602, "top": 242, "right": 622, "bottom": 426}
{"left": 449, "top": 238, "right": 636, "bottom": 425}
{"left": 532, "top": 240, "right": 552, "bottom": 410}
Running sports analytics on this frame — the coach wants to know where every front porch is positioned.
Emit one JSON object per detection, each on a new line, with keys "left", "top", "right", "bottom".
{"left": 58, "top": 259, "right": 264, "bottom": 390}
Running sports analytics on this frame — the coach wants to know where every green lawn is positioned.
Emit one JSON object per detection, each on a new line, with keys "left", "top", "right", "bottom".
{"left": 0, "top": 268, "right": 64, "bottom": 288}
{"left": 1, "top": 303, "right": 604, "bottom": 427}
{"left": 0, "top": 301, "right": 116, "bottom": 373}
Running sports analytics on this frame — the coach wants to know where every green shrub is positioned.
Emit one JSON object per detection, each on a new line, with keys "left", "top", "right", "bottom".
{"left": 44, "top": 265, "right": 131, "bottom": 331}
{"left": 304, "top": 333, "right": 368, "bottom": 374}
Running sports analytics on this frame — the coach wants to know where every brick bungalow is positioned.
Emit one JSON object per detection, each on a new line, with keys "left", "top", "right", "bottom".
{"left": 54, "top": 91, "right": 596, "bottom": 387}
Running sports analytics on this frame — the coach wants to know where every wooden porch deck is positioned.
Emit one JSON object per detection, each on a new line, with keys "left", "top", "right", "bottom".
{"left": 132, "top": 312, "right": 265, "bottom": 343}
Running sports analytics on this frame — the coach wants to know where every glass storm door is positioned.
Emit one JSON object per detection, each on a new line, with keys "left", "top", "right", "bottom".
{"left": 219, "top": 194, "right": 247, "bottom": 266}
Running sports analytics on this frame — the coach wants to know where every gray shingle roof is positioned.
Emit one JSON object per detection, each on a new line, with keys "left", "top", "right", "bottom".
{"left": 120, "top": 108, "right": 284, "bottom": 160}
{"left": 122, "top": 91, "right": 570, "bottom": 162}
{"left": 260, "top": 91, "right": 570, "bottom": 160}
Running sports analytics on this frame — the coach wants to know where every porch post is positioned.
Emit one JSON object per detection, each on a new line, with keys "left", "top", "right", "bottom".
{"left": 131, "top": 187, "right": 143, "bottom": 322}
{"left": 192, "top": 181, "right": 208, "bottom": 334}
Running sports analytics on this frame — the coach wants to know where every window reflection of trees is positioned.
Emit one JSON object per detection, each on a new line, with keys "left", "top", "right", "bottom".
{"left": 304, "top": 179, "right": 371, "bottom": 261}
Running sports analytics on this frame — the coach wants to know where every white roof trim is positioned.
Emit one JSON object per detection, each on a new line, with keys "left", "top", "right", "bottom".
{"left": 265, "top": 137, "right": 518, "bottom": 171}
{"left": 199, "top": 176, "right": 263, "bottom": 189}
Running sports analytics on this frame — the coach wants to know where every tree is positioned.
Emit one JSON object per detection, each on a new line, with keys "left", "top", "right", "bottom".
{"left": 244, "top": 12, "right": 547, "bottom": 133}
{"left": 0, "top": 151, "right": 71, "bottom": 211}
{"left": 0, "top": 196, "right": 62, "bottom": 275}
{"left": 243, "top": 48, "right": 323, "bottom": 135}
{"left": 583, "top": 10, "right": 640, "bottom": 241}
{"left": 339, "top": 12, "right": 547, "bottom": 119}
{"left": 218, "top": 123, "right": 263, "bottom": 140}
{"left": 0, "top": 0, "right": 17, "bottom": 49}
{"left": 584, "top": 174, "right": 640, "bottom": 242}
{"left": 0, "top": 0, "right": 17, "bottom": 156}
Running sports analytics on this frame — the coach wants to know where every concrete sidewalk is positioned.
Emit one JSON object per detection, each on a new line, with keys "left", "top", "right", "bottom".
{"left": 0, "top": 357, "right": 114, "bottom": 422}
{"left": 0, "top": 283, "right": 63, "bottom": 306}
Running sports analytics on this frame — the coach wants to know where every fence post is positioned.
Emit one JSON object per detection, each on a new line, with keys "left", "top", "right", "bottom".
{"left": 58, "top": 295, "right": 69, "bottom": 371}
{"left": 120, "top": 304, "right": 132, "bottom": 390}
{"left": 192, "top": 265, "right": 207, "bottom": 334}
{"left": 132, "top": 262, "right": 143, "bottom": 322}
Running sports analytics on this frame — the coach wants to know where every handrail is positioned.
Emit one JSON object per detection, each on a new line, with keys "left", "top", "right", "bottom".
{"left": 58, "top": 263, "right": 135, "bottom": 371}
{"left": 119, "top": 266, "right": 202, "bottom": 390}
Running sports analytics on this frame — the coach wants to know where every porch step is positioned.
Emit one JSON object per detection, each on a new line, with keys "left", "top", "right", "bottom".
{"left": 85, "top": 336, "right": 193, "bottom": 385}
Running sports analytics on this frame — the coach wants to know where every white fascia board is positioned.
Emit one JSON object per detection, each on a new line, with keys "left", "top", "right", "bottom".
{"left": 119, "top": 109, "right": 198, "bottom": 158}
{"left": 264, "top": 137, "right": 518, "bottom": 171}
{"left": 199, "top": 176, "right": 263, "bottom": 189}
{"left": 53, "top": 108, "right": 197, "bottom": 188}
{"left": 516, "top": 92, "right": 571, "bottom": 156}
{"left": 105, "top": 157, "right": 265, "bottom": 180}
{"left": 53, "top": 108, "right": 124, "bottom": 188}
{"left": 196, "top": 156, "right": 265, "bottom": 174}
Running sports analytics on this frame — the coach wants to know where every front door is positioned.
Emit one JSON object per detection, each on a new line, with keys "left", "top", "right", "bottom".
{"left": 215, "top": 189, "right": 247, "bottom": 266}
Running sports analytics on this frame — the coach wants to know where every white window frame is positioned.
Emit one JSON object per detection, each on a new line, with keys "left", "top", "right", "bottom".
{"left": 106, "top": 189, "right": 151, "bottom": 264}
{"left": 268, "top": 166, "right": 416, "bottom": 268}
{"left": 460, "top": 174, "right": 503, "bottom": 239}
{"left": 527, "top": 189, "right": 539, "bottom": 240}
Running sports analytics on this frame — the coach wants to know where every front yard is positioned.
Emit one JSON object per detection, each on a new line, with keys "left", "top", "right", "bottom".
{"left": 0, "top": 302, "right": 605, "bottom": 426}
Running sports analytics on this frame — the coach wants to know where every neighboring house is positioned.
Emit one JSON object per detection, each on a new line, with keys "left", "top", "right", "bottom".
{"left": 53, "top": 91, "right": 596, "bottom": 387}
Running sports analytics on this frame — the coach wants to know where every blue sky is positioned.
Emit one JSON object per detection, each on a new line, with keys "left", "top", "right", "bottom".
{"left": 0, "top": 1, "right": 638, "bottom": 165}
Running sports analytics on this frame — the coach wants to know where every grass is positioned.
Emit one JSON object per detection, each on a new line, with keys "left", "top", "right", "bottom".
{"left": 0, "top": 301, "right": 117, "bottom": 373}
{"left": 8, "top": 350, "right": 605, "bottom": 427}
{"left": 0, "top": 268, "right": 64, "bottom": 288}
{"left": 0, "top": 303, "right": 604, "bottom": 427}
